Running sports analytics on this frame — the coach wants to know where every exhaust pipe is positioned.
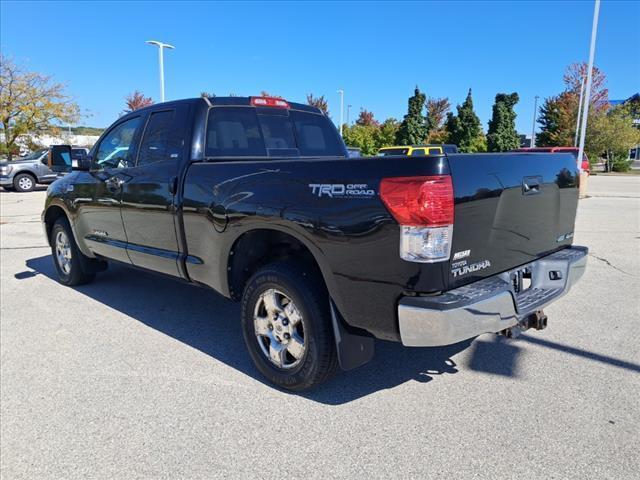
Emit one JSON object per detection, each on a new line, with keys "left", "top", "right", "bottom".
{"left": 500, "top": 310, "right": 547, "bottom": 338}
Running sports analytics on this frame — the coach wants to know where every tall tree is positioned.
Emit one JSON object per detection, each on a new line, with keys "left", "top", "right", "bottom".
{"left": 486, "top": 92, "right": 520, "bottom": 152}
{"left": 123, "top": 90, "right": 153, "bottom": 114}
{"left": 395, "top": 86, "right": 428, "bottom": 145}
{"left": 425, "top": 97, "right": 450, "bottom": 131}
{"left": 425, "top": 97, "right": 450, "bottom": 143}
{"left": 374, "top": 118, "right": 400, "bottom": 150}
{"left": 306, "top": 93, "right": 329, "bottom": 115}
{"left": 563, "top": 62, "right": 609, "bottom": 111}
{"left": 445, "top": 89, "right": 486, "bottom": 152}
{"left": 585, "top": 103, "right": 640, "bottom": 163}
{"left": 356, "top": 109, "right": 379, "bottom": 127}
{"left": 536, "top": 93, "right": 577, "bottom": 147}
{"left": 342, "top": 124, "right": 378, "bottom": 156}
{"left": 0, "top": 55, "right": 79, "bottom": 159}
{"left": 260, "top": 91, "right": 283, "bottom": 98}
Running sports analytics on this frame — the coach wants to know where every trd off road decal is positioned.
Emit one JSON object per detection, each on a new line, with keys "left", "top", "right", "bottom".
{"left": 309, "top": 183, "right": 375, "bottom": 198}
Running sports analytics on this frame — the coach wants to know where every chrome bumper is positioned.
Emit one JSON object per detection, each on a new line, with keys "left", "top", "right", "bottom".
{"left": 398, "top": 246, "right": 588, "bottom": 347}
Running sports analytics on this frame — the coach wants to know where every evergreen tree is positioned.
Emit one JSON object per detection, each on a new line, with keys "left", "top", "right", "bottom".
{"left": 395, "top": 87, "right": 428, "bottom": 145}
{"left": 445, "top": 89, "right": 486, "bottom": 152}
{"left": 486, "top": 92, "right": 520, "bottom": 152}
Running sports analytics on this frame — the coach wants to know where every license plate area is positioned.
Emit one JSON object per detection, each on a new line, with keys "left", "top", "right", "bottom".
{"left": 510, "top": 266, "right": 532, "bottom": 294}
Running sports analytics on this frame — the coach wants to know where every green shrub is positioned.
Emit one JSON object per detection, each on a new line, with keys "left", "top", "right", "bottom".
{"left": 611, "top": 156, "right": 632, "bottom": 172}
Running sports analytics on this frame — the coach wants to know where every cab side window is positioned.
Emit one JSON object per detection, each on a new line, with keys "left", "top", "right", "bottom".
{"left": 137, "top": 107, "right": 188, "bottom": 166}
{"left": 94, "top": 117, "right": 142, "bottom": 170}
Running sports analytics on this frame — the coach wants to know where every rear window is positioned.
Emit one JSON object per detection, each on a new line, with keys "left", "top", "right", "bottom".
{"left": 378, "top": 148, "right": 409, "bottom": 156}
{"left": 205, "top": 107, "right": 345, "bottom": 158}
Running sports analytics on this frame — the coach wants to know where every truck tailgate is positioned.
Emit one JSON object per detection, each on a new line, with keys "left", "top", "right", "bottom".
{"left": 446, "top": 152, "right": 579, "bottom": 289}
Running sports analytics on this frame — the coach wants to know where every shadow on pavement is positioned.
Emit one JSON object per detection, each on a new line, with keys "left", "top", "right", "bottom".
{"left": 1, "top": 186, "right": 48, "bottom": 193}
{"left": 22, "top": 253, "right": 640, "bottom": 402}
{"left": 19, "top": 254, "right": 507, "bottom": 404}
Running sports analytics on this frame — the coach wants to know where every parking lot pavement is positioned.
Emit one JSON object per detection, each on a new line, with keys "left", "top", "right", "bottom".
{"left": 1, "top": 177, "right": 639, "bottom": 480}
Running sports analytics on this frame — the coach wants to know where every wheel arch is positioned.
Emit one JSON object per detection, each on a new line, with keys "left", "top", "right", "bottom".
{"left": 42, "top": 200, "right": 91, "bottom": 257}
{"left": 224, "top": 226, "right": 341, "bottom": 309}
{"left": 13, "top": 170, "right": 37, "bottom": 187}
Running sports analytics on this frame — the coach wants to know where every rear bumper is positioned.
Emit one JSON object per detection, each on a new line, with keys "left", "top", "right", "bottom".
{"left": 398, "top": 246, "right": 588, "bottom": 347}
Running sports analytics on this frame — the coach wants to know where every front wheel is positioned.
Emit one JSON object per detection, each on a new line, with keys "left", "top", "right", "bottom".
{"left": 241, "top": 262, "right": 338, "bottom": 391}
{"left": 13, "top": 173, "right": 36, "bottom": 192}
{"left": 50, "top": 218, "right": 96, "bottom": 286}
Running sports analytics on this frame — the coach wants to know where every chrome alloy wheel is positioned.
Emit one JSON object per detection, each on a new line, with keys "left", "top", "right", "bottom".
{"left": 254, "top": 289, "right": 306, "bottom": 369}
{"left": 18, "top": 176, "right": 33, "bottom": 190}
{"left": 55, "top": 230, "right": 72, "bottom": 275}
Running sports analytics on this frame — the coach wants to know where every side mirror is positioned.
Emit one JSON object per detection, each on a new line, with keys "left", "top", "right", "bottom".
{"left": 48, "top": 145, "right": 73, "bottom": 173}
{"left": 76, "top": 155, "right": 92, "bottom": 171}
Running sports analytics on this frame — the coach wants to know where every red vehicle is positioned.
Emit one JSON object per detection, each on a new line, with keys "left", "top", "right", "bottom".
{"left": 514, "top": 147, "right": 590, "bottom": 174}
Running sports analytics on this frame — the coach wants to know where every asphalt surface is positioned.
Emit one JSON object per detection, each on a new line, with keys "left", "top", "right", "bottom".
{"left": 1, "top": 176, "right": 639, "bottom": 479}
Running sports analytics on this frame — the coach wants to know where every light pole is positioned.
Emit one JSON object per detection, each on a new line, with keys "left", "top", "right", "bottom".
{"left": 337, "top": 89, "right": 344, "bottom": 136}
{"left": 574, "top": 77, "right": 586, "bottom": 147}
{"left": 577, "top": 0, "right": 601, "bottom": 172}
{"left": 146, "top": 40, "right": 175, "bottom": 102}
{"left": 531, "top": 95, "right": 539, "bottom": 148}
{"left": 347, "top": 104, "right": 352, "bottom": 126}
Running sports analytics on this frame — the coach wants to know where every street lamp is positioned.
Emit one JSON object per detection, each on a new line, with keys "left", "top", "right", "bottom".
{"left": 574, "top": 77, "right": 586, "bottom": 147}
{"left": 531, "top": 95, "right": 539, "bottom": 148}
{"left": 347, "top": 104, "right": 352, "bottom": 126}
{"left": 146, "top": 40, "right": 175, "bottom": 102}
{"left": 337, "top": 89, "right": 344, "bottom": 136}
{"left": 577, "top": 0, "right": 601, "bottom": 172}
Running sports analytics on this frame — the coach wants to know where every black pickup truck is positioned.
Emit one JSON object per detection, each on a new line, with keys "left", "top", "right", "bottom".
{"left": 43, "top": 96, "right": 587, "bottom": 390}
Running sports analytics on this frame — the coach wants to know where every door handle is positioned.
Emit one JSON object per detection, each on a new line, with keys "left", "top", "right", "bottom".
{"left": 522, "top": 176, "right": 542, "bottom": 196}
{"left": 105, "top": 176, "right": 125, "bottom": 191}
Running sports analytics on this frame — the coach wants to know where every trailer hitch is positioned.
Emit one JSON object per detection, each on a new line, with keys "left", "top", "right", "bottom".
{"left": 500, "top": 310, "right": 548, "bottom": 339}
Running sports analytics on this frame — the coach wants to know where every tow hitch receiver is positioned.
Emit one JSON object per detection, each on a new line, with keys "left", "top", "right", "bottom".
{"left": 500, "top": 310, "right": 548, "bottom": 339}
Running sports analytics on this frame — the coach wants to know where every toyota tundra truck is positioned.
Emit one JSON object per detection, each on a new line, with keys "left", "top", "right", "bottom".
{"left": 42, "top": 96, "right": 587, "bottom": 390}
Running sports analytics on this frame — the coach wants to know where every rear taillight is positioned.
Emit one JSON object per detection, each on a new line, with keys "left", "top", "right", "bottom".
{"left": 250, "top": 96, "right": 290, "bottom": 108}
{"left": 380, "top": 175, "right": 454, "bottom": 263}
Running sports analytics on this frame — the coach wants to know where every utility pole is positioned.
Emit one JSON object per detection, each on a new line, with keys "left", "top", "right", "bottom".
{"left": 531, "top": 95, "right": 539, "bottom": 148}
{"left": 347, "top": 104, "right": 352, "bottom": 126}
{"left": 337, "top": 89, "right": 344, "bottom": 136}
{"left": 574, "top": 76, "right": 586, "bottom": 147}
{"left": 577, "top": 0, "right": 601, "bottom": 171}
{"left": 146, "top": 40, "right": 175, "bottom": 102}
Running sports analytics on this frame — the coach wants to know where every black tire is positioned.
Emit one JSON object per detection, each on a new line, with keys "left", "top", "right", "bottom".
{"left": 13, "top": 173, "right": 36, "bottom": 192}
{"left": 50, "top": 217, "right": 96, "bottom": 286}
{"left": 241, "top": 262, "right": 338, "bottom": 391}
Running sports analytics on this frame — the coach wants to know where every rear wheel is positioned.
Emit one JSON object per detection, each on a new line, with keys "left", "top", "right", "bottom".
{"left": 13, "top": 173, "right": 36, "bottom": 192}
{"left": 241, "top": 262, "right": 338, "bottom": 391}
{"left": 50, "top": 217, "right": 96, "bottom": 286}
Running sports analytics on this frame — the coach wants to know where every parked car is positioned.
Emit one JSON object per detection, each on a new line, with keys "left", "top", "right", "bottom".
{"left": 42, "top": 96, "right": 587, "bottom": 390}
{"left": 378, "top": 144, "right": 458, "bottom": 156}
{"left": 0, "top": 148, "right": 59, "bottom": 192}
{"left": 514, "top": 147, "right": 590, "bottom": 174}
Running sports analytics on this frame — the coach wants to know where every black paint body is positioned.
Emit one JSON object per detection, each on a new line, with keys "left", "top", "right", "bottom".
{"left": 43, "top": 97, "right": 579, "bottom": 342}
